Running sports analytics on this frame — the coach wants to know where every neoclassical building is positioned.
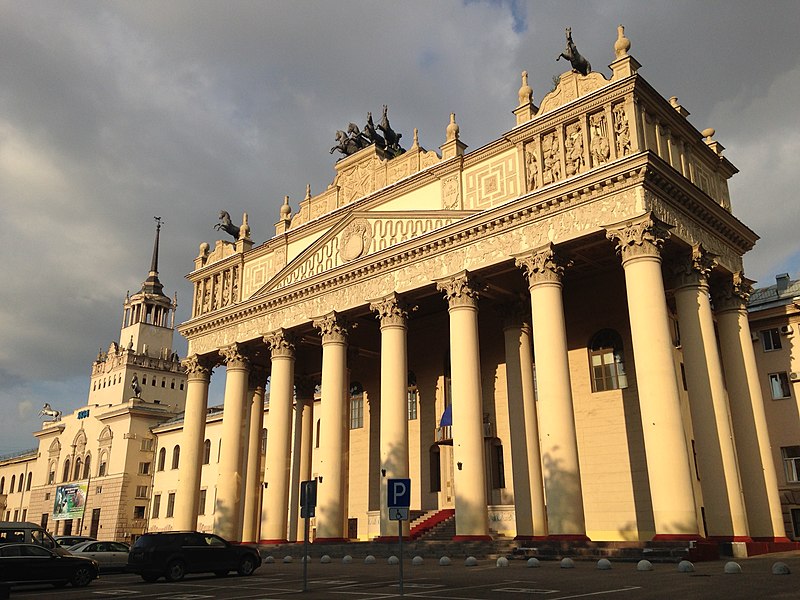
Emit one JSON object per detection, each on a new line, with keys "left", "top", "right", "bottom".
{"left": 172, "top": 26, "right": 788, "bottom": 547}
{"left": 0, "top": 223, "right": 187, "bottom": 543}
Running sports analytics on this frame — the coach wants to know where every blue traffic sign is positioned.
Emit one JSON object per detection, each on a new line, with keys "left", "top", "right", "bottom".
{"left": 387, "top": 478, "right": 411, "bottom": 508}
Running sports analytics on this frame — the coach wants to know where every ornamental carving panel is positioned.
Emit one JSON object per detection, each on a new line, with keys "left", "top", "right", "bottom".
{"left": 441, "top": 174, "right": 461, "bottom": 209}
{"left": 612, "top": 103, "right": 632, "bottom": 157}
{"left": 541, "top": 132, "right": 562, "bottom": 185}
{"left": 565, "top": 121, "right": 585, "bottom": 177}
{"left": 464, "top": 154, "right": 518, "bottom": 209}
{"left": 243, "top": 254, "right": 276, "bottom": 299}
{"left": 589, "top": 112, "right": 611, "bottom": 167}
{"left": 339, "top": 218, "right": 373, "bottom": 262}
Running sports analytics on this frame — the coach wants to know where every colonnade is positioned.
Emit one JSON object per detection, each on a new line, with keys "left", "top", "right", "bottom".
{"left": 175, "top": 212, "right": 786, "bottom": 543}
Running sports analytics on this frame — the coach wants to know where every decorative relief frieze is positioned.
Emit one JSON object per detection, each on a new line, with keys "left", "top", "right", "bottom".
{"left": 243, "top": 255, "right": 276, "bottom": 299}
{"left": 565, "top": 121, "right": 585, "bottom": 177}
{"left": 264, "top": 328, "right": 296, "bottom": 359}
{"left": 193, "top": 263, "right": 241, "bottom": 318}
{"left": 464, "top": 154, "right": 518, "bottom": 209}
{"left": 516, "top": 243, "right": 571, "bottom": 286}
{"left": 524, "top": 141, "right": 539, "bottom": 192}
{"left": 541, "top": 131, "right": 562, "bottom": 185}
{"left": 612, "top": 103, "right": 632, "bottom": 157}
{"left": 537, "top": 71, "right": 610, "bottom": 115}
{"left": 589, "top": 112, "right": 611, "bottom": 166}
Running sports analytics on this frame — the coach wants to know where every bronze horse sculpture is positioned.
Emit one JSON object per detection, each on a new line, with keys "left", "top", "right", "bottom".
{"left": 215, "top": 210, "right": 240, "bottom": 241}
{"left": 557, "top": 27, "right": 591, "bottom": 76}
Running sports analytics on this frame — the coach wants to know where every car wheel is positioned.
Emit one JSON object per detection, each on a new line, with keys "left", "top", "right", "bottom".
{"left": 214, "top": 570, "right": 229, "bottom": 577}
{"left": 141, "top": 573, "right": 160, "bottom": 583}
{"left": 237, "top": 556, "right": 256, "bottom": 576}
{"left": 165, "top": 560, "right": 186, "bottom": 582}
{"left": 71, "top": 567, "right": 94, "bottom": 588}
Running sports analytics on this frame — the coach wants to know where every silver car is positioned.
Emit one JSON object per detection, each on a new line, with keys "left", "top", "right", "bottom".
{"left": 67, "top": 540, "right": 130, "bottom": 571}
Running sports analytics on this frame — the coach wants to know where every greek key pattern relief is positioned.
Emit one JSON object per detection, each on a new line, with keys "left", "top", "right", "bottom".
{"left": 243, "top": 254, "right": 276, "bottom": 299}
{"left": 464, "top": 154, "right": 518, "bottom": 209}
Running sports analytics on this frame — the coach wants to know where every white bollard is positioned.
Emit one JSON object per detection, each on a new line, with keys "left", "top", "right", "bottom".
{"left": 320, "top": 555, "right": 331, "bottom": 564}
{"left": 678, "top": 560, "right": 694, "bottom": 573}
{"left": 724, "top": 561, "right": 742, "bottom": 574}
{"left": 439, "top": 556, "right": 451, "bottom": 566}
{"left": 496, "top": 557, "right": 509, "bottom": 567}
{"left": 597, "top": 558, "right": 612, "bottom": 570}
{"left": 342, "top": 555, "right": 353, "bottom": 564}
{"left": 465, "top": 556, "right": 478, "bottom": 567}
{"left": 527, "top": 557, "right": 541, "bottom": 568}
{"left": 283, "top": 556, "right": 293, "bottom": 564}
{"left": 412, "top": 556, "right": 424, "bottom": 566}
{"left": 388, "top": 555, "right": 399, "bottom": 565}
{"left": 264, "top": 556, "right": 275, "bottom": 564}
{"left": 772, "top": 562, "right": 791, "bottom": 575}
{"left": 364, "top": 555, "right": 376, "bottom": 565}
{"left": 637, "top": 559, "right": 653, "bottom": 571}
{"left": 560, "top": 557, "right": 575, "bottom": 569}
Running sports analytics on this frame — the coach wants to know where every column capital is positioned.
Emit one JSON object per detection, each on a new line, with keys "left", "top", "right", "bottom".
{"left": 496, "top": 300, "right": 530, "bottom": 330}
{"left": 249, "top": 365, "right": 269, "bottom": 390}
{"left": 370, "top": 293, "right": 411, "bottom": 328}
{"left": 182, "top": 353, "right": 214, "bottom": 381}
{"left": 673, "top": 243, "right": 718, "bottom": 289}
{"left": 436, "top": 270, "right": 481, "bottom": 309}
{"left": 313, "top": 311, "right": 349, "bottom": 344}
{"left": 605, "top": 212, "right": 673, "bottom": 264}
{"left": 711, "top": 271, "right": 755, "bottom": 312}
{"left": 264, "top": 328, "right": 297, "bottom": 359}
{"left": 515, "top": 243, "right": 571, "bottom": 286}
{"left": 219, "top": 342, "right": 251, "bottom": 370}
{"left": 294, "top": 375, "right": 317, "bottom": 401}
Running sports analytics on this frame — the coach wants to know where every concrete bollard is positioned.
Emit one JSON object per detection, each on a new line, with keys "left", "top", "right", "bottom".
{"left": 364, "top": 555, "right": 376, "bottom": 565}
{"left": 465, "top": 556, "right": 478, "bottom": 567}
{"left": 439, "top": 556, "right": 451, "bottom": 566}
{"left": 342, "top": 555, "right": 353, "bottom": 564}
{"left": 496, "top": 557, "right": 509, "bottom": 567}
{"left": 678, "top": 560, "right": 694, "bottom": 573}
{"left": 388, "top": 555, "right": 399, "bottom": 565}
{"left": 527, "top": 557, "right": 541, "bottom": 568}
{"left": 412, "top": 556, "right": 424, "bottom": 566}
{"left": 264, "top": 555, "right": 275, "bottom": 564}
{"left": 597, "top": 558, "right": 612, "bottom": 570}
{"left": 320, "top": 554, "right": 331, "bottom": 564}
{"left": 637, "top": 560, "right": 653, "bottom": 571}
{"left": 772, "top": 561, "right": 791, "bottom": 575}
{"left": 724, "top": 561, "right": 742, "bottom": 574}
{"left": 283, "top": 555, "right": 293, "bottom": 563}
{"left": 560, "top": 557, "right": 575, "bottom": 569}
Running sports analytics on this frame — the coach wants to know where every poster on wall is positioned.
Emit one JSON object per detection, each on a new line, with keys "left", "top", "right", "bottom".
{"left": 52, "top": 482, "right": 88, "bottom": 521}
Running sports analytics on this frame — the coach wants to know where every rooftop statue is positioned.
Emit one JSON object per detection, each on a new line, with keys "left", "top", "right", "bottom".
{"left": 362, "top": 111, "right": 385, "bottom": 148}
{"left": 557, "top": 27, "right": 591, "bottom": 76}
{"left": 330, "top": 106, "right": 404, "bottom": 159}
{"left": 377, "top": 104, "right": 405, "bottom": 157}
{"left": 131, "top": 374, "right": 142, "bottom": 398}
{"left": 39, "top": 403, "right": 62, "bottom": 421}
{"left": 215, "top": 210, "right": 240, "bottom": 241}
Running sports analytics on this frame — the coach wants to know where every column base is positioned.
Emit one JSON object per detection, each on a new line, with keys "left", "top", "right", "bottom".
{"left": 546, "top": 534, "right": 590, "bottom": 542}
{"left": 452, "top": 535, "right": 493, "bottom": 542}
{"left": 706, "top": 535, "right": 752, "bottom": 542}
{"left": 313, "top": 537, "right": 350, "bottom": 544}
{"left": 751, "top": 536, "right": 792, "bottom": 543}
{"left": 514, "top": 535, "right": 550, "bottom": 542}
{"left": 652, "top": 533, "right": 701, "bottom": 541}
{"left": 259, "top": 538, "right": 289, "bottom": 545}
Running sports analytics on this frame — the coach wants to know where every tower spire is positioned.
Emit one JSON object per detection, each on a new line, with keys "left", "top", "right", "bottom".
{"left": 141, "top": 217, "right": 165, "bottom": 296}
{"left": 150, "top": 216, "right": 161, "bottom": 275}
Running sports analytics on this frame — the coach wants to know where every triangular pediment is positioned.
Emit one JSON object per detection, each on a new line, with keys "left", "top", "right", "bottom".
{"left": 252, "top": 208, "right": 473, "bottom": 297}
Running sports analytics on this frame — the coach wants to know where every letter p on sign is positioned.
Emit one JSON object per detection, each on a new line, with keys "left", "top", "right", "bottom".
{"left": 388, "top": 478, "right": 411, "bottom": 508}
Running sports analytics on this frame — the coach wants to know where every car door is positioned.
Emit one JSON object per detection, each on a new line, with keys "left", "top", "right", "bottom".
{"left": 21, "top": 545, "right": 63, "bottom": 582}
{"left": 203, "top": 534, "right": 235, "bottom": 571}
{"left": 106, "top": 542, "right": 130, "bottom": 569}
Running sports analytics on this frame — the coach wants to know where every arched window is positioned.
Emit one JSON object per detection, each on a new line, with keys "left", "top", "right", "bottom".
{"left": 17, "top": 473, "right": 23, "bottom": 493}
{"left": 171, "top": 445, "right": 180, "bottom": 469}
{"left": 73, "top": 458, "right": 82, "bottom": 481}
{"left": 157, "top": 447, "right": 166, "bottom": 471}
{"left": 62, "top": 459, "right": 71, "bottom": 482}
{"left": 0, "top": 476, "right": 4, "bottom": 494}
{"left": 9, "top": 475, "right": 15, "bottom": 493}
{"left": 98, "top": 453, "right": 107, "bottom": 477}
{"left": 588, "top": 329, "right": 628, "bottom": 392}
{"left": 83, "top": 456, "right": 91, "bottom": 479}
{"left": 202, "top": 439, "right": 211, "bottom": 465}
{"left": 25, "top": 472, "right": 32, "bottom": 491}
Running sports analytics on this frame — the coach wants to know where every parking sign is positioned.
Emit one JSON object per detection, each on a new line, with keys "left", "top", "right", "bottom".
{"left": 388, "top": 478, "right": 411, "bottom": 508}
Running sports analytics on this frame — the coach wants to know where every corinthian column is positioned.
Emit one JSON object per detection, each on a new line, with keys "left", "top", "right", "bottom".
{"left": 673, "top": 245, "right": 749, "bottom": 540}
{"left": 713, "top": 273, "right": 788, "bottom": 541}
{"left": 215, "top": 342, "right": 251, "bottom": 541}
{"left": 241, "top": 366, "right": 267, "bottom": 543}
{"left": 436, "top": 271, "right": 490, "bottom": 541}
{"left": 370, "top": 293, "right": 411, "bottom": 539}
{"left": 516, "top": 245, "right": 586, "bottom": 539}
{"left": 174, "top": 353, "right": 214, "bottom": 531}
{"left": 499, "top": 303, "right": 547, "bottom": 539}
{"left": 289, "top": 377, "right": 316, "bottom": 542}
{"left": 261, "top": 329, "right": 296, "bottom": 544}
{"left": 312, "top": 312, "right": 349, "bottom": 542}
{"left": 605, "top": 213, "right": 699, "bottom": 539}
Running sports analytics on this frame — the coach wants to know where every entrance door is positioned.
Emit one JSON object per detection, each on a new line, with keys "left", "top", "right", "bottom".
{"left": 89, "top": 508, "right": 101, "bottom": 539}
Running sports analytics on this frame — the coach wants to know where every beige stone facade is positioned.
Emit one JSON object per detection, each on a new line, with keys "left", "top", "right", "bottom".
{"left": 0, "top": 224, "right": 187, "bottom": 543}
{"left": 167, "top": 27, "right": 789, "bottom": 546}
{"left": 748, "top": 273, "right": 800, "bottom": 540}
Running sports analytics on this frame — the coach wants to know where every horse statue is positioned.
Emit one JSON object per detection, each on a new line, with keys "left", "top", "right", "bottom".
{"left": 330, "top": 129, "right": 362, "bottom": 157}
{"left": 39, "top": 403, "right": 62, "bottom": 421}
{"left": 557, "top": 27, "right": 591, "bottom": 76}
{"left": 347, "top": 122, "right": 371, "bottom": 150}
{"left": 377, "top": 105, "right": 404, "bottom": 157}
{"left": 131, "top": 374, "right": 142, "bottom": 398}
{"left": 362, "top": 111, "right": 385, "bottom": 148}
{"left": 214, "top": 210, "right": 240, "bottom": 241}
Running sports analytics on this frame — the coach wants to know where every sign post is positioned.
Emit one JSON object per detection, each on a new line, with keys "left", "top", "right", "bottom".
{"left": 388, "top": 478, "right": 411, "bottom": 597}
{"left": 300, "top": 479, "right": 317, "bottom": 593}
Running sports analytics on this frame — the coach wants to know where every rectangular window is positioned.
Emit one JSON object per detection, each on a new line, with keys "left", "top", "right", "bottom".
{"left": 350, "top": 396, "right": 364, "bottom": 429}
{"left": 769, "top": 372, "right": 792, "bottom": 399}
{"left": 792, "top": 508, "right": 800, "bottom": 539}
{"left": 95, "top": 486, "right": 102, "bottom": 494}
{"left": 166, "top": 492, "right": 176, "bottom": 518}
{"left": 21, "top": 509, "right": 26, "bottom": 522}
{"left": 133, "top": 506, "right": 145, "bottom": 519}
{"left": 152, "top": 494, "right": 161, "bottom": 518}
{"left": 135, "top": 485, "right": 149, "bottom": 499}
{"left": 762, "top": 329, "right": 782, "bottom": 351}
{"left": 491, "top": 444, "right": 506, "bottom": 489}
{"left": 198, "top": 489, "right": 207, "bottom": 515}
{"left": 138, "top": 462, "right": 151, "bottom": 475}
{"left": 782, "top": 446, "right": 800, "bottom": 483}
{"left": 407, "top": 389, "right": 418, "bottom": 420}
{"left": 140, "top": 438, "right": 154, "bottom": 452}
{"left": 45, "top": 492, "right": 51, "bottom": 501}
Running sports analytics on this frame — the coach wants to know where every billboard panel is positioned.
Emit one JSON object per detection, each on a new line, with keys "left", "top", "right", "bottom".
{"left": 52, "top": 482, "right": 88, "bottom": 521}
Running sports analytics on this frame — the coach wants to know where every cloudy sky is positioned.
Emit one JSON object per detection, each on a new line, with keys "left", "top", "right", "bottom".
{"left": 1, "top": 1, "right": 799, "bottom": 454}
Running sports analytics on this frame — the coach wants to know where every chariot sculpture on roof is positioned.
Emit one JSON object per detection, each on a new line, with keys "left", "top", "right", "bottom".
{"left": 557, "top": 27, "right": 591, "bottom": 76}
{"left": 331, "top": 105, "right": 405, "bottom": 159}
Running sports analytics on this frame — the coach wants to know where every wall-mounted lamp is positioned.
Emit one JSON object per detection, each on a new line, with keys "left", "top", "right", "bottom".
{"left": 317, "top": 475, "right": 323, "bottom": 483}
{"left": 262, "top": 482, "right": 268, "bottom": 489}
{"left": 380, "top": 469, "right": 386, "bottom": 478}
{"left": 457, "top": 462, "right": 463, "bottom": 471}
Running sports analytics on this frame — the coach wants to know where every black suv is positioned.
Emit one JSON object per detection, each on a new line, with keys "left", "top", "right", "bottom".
{"left": 127, "top": 532, "right": 261, "bottom": 582}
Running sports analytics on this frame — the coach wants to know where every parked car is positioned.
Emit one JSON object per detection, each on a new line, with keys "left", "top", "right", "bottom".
{"left": 127, "top": 531, "right": 261, "bottom": 582}
{"left": 55, "top": 535, "right": 96, "bottom": 548}
{"left": 67, "top": 540, "right": 129, "bottom": 571}
{"left": 0, "top": 521, "right": 68, "bottom": 556}
{"left": 0, "top": 543, "right": 99, "bottom": 588}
